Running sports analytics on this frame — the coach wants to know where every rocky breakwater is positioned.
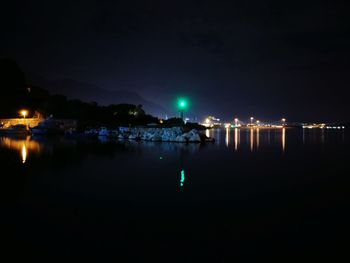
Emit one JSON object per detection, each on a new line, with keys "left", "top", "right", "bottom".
{"left": 118, "top": 127, "right": 214, "bottom": 143}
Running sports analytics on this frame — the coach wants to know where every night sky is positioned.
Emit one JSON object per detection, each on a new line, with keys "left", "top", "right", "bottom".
{"left": 1, "top": 0, "right": 349, "bottom": 122}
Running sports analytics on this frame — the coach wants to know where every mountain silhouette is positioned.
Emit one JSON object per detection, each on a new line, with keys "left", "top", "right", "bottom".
{"left": 27, "top": 75, "right": 169, "bottom": 117}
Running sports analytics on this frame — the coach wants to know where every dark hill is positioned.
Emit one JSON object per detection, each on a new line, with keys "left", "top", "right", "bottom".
{"left": 28, "top": 75, "right": 169, "bottom": 118}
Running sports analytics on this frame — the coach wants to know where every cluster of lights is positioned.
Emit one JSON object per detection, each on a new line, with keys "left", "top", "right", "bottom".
{"left": 203, "top": 116, "right": 221, "bottom": 128}
{"left": 219, "top": 117, "right": 286, "bottom": 129}
{"left": 203, "top": 116, "right": 287, "bottom": 129}
{"left": 302, "top": 124, "right": 345, "bottom": 129}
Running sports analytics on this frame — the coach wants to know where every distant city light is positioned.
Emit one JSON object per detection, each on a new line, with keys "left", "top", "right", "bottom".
{"left": 202, "top": 116, "right": 221, "bottom": 128}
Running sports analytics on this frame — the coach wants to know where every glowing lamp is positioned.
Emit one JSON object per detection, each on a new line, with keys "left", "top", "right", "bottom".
{"left": 20, "top": 110, "right": 28, "bottom": 119}
{"left": 177, "top": 98, "right": 188, "bottom": 120}
{"left": 177, "top": 98, "right": 188, "bottom": 110}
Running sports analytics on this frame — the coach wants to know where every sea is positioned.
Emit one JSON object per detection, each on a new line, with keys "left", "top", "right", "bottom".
{"left": 1, "top": 128, "right": 349, "bottom": 262}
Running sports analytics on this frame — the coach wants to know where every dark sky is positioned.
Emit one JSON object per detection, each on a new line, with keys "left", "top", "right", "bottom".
{"left": 1, "top": 0, "right": 349, "bottom": 122}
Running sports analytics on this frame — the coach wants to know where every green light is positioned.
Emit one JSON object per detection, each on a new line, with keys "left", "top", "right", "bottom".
{"left": 177, "top": 98, "right": 188, "bottom": 110}
{"left": 180, "top": 169, "right": 185, "bottom": 187}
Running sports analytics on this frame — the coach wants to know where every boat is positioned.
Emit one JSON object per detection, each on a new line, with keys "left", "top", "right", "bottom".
{"left": 98, "top": 127, "right": 109, "bottom": 136}
{"left": 0, "top": 124, "right": 30, "bottom": 135}
{"left": 31, "top": 119, "right": 64, "bottom": 135}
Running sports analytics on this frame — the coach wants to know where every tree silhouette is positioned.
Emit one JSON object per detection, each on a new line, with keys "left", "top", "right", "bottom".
{"left": 0, "top": 58, "right": 28, "bottom": 117}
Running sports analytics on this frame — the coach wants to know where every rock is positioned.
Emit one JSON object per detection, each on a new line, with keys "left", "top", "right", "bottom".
{"left": 188, "top": 133, "right": 201, "bottom": 143}
{"left": 128, "top": 134, "right": 137, "bottom": 140}
{"left": 151, "top": 135, "right": 162, "bottom": 141}
{"left": 176, "top": 134, "right": 188, "bottom": 143}
{"left": 161, "top": 134, "right": 170, "bottom": 142}
{"left": 143, "top": 132, "right": 152, "bottom": 141}
{"left": 106, "top": 126, "right": 214, "bottom": 143}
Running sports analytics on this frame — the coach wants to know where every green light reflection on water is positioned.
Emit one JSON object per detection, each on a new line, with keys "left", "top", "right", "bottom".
{"left": 180, "top": 169, "right": 185, "bottom": 187}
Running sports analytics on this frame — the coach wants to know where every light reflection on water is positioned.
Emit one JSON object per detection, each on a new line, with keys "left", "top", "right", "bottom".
{"left": 0, "top": 128, "right": 347, "bottom": 261}
{"left": 225, "top": 128, "right": 229, "bottom": 147}
{"left": 234, "top": 128, "right": 239, "bottom": 151}
{"left": 0, "top": 136, "right": 42, "bottom": 164}
{"left": 282, "top": 128, "right": 286, "bottom": 152}
{"left": 219, "top": 127, "right": 345, "bottom": 151}
{"left": 0, "top": 128, "right": 346, "bottom": 164}
{"left": 0, "top": 135, "right": 79, "bottom": 164}
{"left": 250, "top": 128, "right": 254, "bottom": 152}
{"left": 205, "top": 129, "right": 210, "bottom": 138}
{"left": 21, "top": 143, "right": 27, "bottom": 163}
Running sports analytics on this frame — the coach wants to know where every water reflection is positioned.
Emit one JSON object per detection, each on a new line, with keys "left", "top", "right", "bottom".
{"left": 205, "top": 129, "right": 210, "bottom": 138}
{"left": 301, "top": 128, "right": 345, "bottom": 145}
{"left": 22, "top": 143, "right": 27, "bottom": 163}
{"left": 222, "top": 128, "right": 291, "bottom": 152}
{"left": 282, "top": 128, "right": 286, "bottom": 152}
{"left": 180, "top": 169, "right": 185, "bottom": 187}
{"left": 125, "top": 140, "right": 202, "bottom": 154}
{"left": 225, "top": 128, "right": 229, "bottom": 147}
{"left": 250, "top": 129, "right": 254, "bottom": 152}
{"left": 1, "top": 128, "right": 344, "bottom": 167}
{"left": 0, "top": 136, "right": 41, "bottom": 164}
{"left": 234, "top": 128, "right": 239, "bottom": 151}
{"left": 321, "top": 129, "right": 325, "bottom": 145}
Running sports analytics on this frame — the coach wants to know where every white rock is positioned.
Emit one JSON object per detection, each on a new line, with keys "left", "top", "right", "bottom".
{"left": 176, "top": 135, "right": 187, "bottom": 143}
{"left": 189, "top": 133, "right": 201, "bottom": 142}
{"left": 129, "top": 134, "right": 137, "bottom": 140}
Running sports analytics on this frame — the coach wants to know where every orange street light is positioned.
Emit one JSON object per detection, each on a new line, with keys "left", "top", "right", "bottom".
{"left": 20, "top": 110, "right": 28, "bottom": 119}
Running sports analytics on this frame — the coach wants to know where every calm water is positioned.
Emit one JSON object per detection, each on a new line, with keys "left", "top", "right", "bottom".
{"left": 1, "top": 128, "right": 349, "bottom": 261}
